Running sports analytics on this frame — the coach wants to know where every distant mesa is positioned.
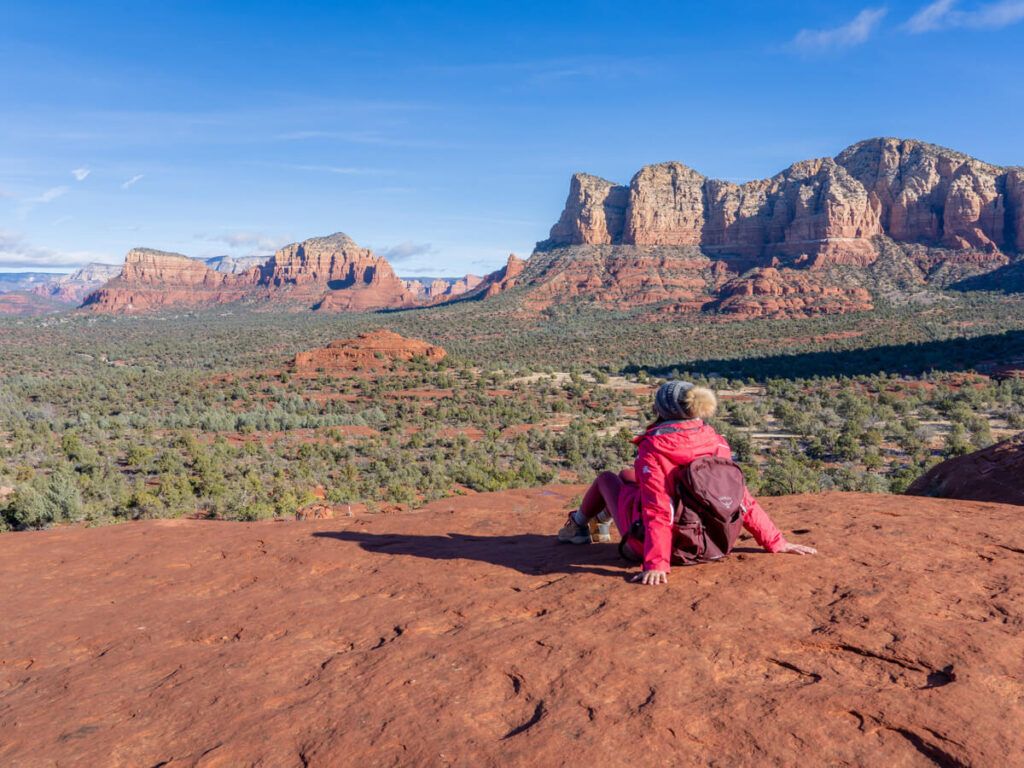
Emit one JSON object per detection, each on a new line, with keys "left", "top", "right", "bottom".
{"left": 80, "top": 233, "right": 495, "bottom": 314}
{"left": 907, "top": 432, "right": 1024, "bottom": 507}
{"left": 0, "top": 264, "right": 120, "bottom": 315}
{"left": 292, "top": 329, "right": 447, "bottom": 375}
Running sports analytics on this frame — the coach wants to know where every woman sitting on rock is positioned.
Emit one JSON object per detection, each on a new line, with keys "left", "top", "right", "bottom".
{"left": 558, "top": 380, "right": 816, "bottom": 585}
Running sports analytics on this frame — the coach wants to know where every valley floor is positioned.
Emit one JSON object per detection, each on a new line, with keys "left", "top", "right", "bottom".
{"left": 1, "top": 487, "right": 1021, "bottom": 766}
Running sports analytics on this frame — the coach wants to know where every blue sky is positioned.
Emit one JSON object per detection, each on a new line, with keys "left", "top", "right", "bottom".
{"left": 1, "top": 1, "right": 1022, "bottom": 275}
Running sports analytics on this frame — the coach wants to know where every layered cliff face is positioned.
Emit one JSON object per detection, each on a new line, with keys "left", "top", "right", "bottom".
{"left": 83, "top": 235, "right": 427, "bottom": 313}
{"left": 491, "top": 138, "right": 1022, "bottom": 318}
{"left": 81, "top": 249, "right": 258, "bottom": 312}
{"left": 547, "top": 138, "right": 1022, "bottom": 267}
{"left": 548, "top": 174, "right": 629, "bottom": 246}
{"left": 1008, "top": 168, "right": 1024, "bottom": 253}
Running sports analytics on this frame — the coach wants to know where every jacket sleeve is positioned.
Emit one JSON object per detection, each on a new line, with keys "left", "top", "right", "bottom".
{"left": 741, "top": 488, "right": 787, "bottom": 553}
{"left": 635, "top": 442, "right": 675, "bottom": 572}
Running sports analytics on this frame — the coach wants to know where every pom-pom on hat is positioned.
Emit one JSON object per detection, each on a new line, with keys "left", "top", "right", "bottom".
{"left": 653, "top": 381, "right": 719, "bottom": 421}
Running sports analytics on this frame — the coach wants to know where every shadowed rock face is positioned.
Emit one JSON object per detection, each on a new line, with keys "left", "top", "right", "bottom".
{"left": 907, "top": 431, "right": 1024, "bottom": 506}
{"left": 548, "top": 138, "right": 1022, "bottom": 265}
{"left": 1, "top": 488, "right": 1021, "bottom": 765}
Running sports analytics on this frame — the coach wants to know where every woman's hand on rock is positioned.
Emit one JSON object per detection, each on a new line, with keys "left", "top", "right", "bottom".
{"left": 780, "top": 542, "right": 817, "bottom": 555}
{"left": 631, "top": 569, "right": 668, "bottom": 585}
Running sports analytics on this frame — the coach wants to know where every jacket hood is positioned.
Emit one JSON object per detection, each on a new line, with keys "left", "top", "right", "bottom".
{"left": 633, "top": 419, "right": 725, "bottom": 462}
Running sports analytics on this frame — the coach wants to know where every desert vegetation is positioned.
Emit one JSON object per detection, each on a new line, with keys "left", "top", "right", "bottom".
{"left": 1, "top": 299, "right": 1023, "bottom": 531}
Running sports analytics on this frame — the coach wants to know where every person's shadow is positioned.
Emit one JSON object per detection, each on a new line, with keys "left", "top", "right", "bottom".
{"left": 312, "top": 530, "right": 636, "bottom": 579}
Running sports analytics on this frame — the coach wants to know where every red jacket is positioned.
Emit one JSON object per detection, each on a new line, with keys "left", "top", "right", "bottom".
{"left": 633, "top": 419, "right": 787, "bottom": 572}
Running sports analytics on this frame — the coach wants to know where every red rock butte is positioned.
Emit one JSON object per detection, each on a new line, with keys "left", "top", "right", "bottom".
{"left": 293, "top": 329, "right": 447, "bottom": 375}
{"left": 546, "top": 138, "right": 1024, "bottom": 259}
{"left": 1, "top": 488, "right": 1022, "bottom": 765}
{"left": 80, "top": 235, "right": 499, "bottom": 314}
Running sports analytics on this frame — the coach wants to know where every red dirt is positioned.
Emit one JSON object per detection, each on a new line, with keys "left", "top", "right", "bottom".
{"left": 383, "top": 387, "right": 455, "bottom": 400}
{"left": 437, "top": 426, "right": 485, "bottom": 441}
{"left": 1, "top": 488, "right": 1022, "bottom": 766}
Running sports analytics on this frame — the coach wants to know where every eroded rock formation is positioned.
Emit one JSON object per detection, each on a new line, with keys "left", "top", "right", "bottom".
{"left": 81, "top": 249, "right": 258, "bottom": 312}
{"left": 547, "top": 138, "right": 1022, "bottom": 267}
{"left": 713, "top": 267, "right": 875, "bottom": 319}
{"left": 82, "top": 235, "right": 422, "bottom": 313}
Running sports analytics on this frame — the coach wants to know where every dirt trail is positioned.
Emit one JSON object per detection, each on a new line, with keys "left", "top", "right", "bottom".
{"left": 1, "top": 488, "right": 1022, "bottom": 766}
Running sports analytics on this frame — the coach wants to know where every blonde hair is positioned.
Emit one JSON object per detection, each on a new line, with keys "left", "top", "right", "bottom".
{"left": 684, "top": 386, "right": 718, "bottom": 420}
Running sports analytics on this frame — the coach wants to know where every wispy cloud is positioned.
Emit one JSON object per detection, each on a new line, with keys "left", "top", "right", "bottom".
{"left": 121, "top": 174, "right": 144, "bottom": 189}
{"left": 198, "top": 231, "right": 289, "bottom": 253}
{"left": 904, "top": 0, "right": 1024, "bottom": 32}
{"left": 425, "top": 55, "right": 654, "bottom": 86}
{"left": 0, "top": 229, "right": 108, "bottom": 269}
{"left": 273, "top": 130, "right": 452, "bottom": 149}
{"left": 377, "top": 241, "right": 436, "bottom": 262}
{"left": 792, "top": 7, "right": 888, "bottom": 50}
{"left": 71, "top": 167, "right": 91, "bottom": 181}
{"left": 29, "top": 186, "right": 70, "bottom": 204}
{"left": 277, "top": 163, "right": 393, "bottom": 176}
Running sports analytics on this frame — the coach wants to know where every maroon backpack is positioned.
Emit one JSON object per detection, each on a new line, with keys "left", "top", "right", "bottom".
{"left": 620, "top": 455, "right": 748, "bottom": 566}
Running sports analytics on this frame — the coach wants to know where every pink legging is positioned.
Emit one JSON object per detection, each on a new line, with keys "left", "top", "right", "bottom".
{"left": 580, "top": 467, "right": 638, "bottom": 520}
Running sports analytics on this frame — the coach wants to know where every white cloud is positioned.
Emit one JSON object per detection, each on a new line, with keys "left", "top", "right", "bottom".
{"left": 0, "top": 229, "right": 108, "bottom": 269}
{"left": 71, "top": 167, "right": 91, "bottom": 181}
{"left": 121, "top": 174, "right": 144, "bottom": 189}
{"left": 905, "top": 0, "right": 959, "bottom": 30}
{"left": 199, "top": 231, "right": 288, "bottom": 253}
{"left": 905, "top": 0, "right": 1024, "bottom": 31}
{"left": 792, "top": 7, "right": 888, "bottom": 50}
{"left": 377, "top": 241, "right": 436, "bottom": 262}
{"left": 29, "top": 186, "right": 69, "bottom": 204}
{"left": 278, "top": 163, "right": 392, "bottom": 176}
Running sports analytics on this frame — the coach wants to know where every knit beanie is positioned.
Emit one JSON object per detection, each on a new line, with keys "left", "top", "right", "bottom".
{"left": 653, "top": 380, "right": 694, "bottom": 421}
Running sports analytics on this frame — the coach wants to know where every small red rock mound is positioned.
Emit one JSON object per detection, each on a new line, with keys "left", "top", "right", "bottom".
{"left": 907, "top": 432, "right": 1024, "bottom": 506}
{"left": 1, "top": 489, "right": 1021, "bottom": 766}
{"left": 293, "top": 329, "right": 446, "bottom": 375}
{"left": 713, "top": 267, "right": 874, "bottom": 319}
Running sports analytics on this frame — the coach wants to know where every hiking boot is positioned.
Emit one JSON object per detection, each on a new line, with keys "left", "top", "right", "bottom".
{"left": 557, "top": 514, "right": 591, "bottom": 544}
{"left": 589, "top": 518, "right": 612, "bottom": 543}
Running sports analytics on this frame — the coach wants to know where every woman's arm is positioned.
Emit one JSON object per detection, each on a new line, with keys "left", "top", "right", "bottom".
{"left": 741, "top": 489, "right": 817, "bottom": 555}
{"left": 635, "top": 444, "right": 674, "bottom": 577}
